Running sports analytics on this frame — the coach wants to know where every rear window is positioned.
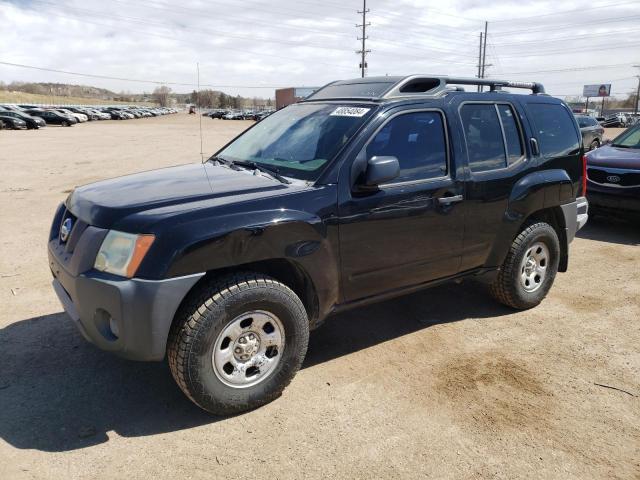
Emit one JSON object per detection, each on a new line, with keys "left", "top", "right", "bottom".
{"left": 528, "top": 104, "right": 580, "bottom": 157}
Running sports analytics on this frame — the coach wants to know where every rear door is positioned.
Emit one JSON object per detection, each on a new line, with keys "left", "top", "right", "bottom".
{"left": 337, "top": 106, "right": 466, "bottom": 301}
{"left": 450, "top": 99, "right": 533, "bottom": 271}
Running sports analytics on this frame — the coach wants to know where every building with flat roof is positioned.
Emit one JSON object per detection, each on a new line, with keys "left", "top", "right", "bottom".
{"left": 275, "top": 87, "right": 319, "bottom": 109}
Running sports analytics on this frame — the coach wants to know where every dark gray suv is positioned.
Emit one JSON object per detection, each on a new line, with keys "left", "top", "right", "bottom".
{"left": 575, "top": 115, "right": 604, "bottom": 151}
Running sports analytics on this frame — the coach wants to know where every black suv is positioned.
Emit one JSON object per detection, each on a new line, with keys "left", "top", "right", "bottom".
{"left": 48, "top": 75, "right": 588, "bottom": 415}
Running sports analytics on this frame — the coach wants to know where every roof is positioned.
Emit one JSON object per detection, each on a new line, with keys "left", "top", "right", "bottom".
{"left": 304, "top": 75, "right": 546, "bottom": 102}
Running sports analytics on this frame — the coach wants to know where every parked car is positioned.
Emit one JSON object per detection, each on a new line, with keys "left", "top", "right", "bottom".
{"left": 207, "top": 109, "right": 228, "bottom": 119}
{"left": 253, "top": 111, "right": 273, "bottom": 122}
{"left": 52, "top": 108, "right": 88, "bottom": 123}
{"left": 575, "top": 115, "right": 604, "bottom": 151}
{"left": 26, "top": 109, "right": 77, "bottom": 126}
{"left": 223, "top": 110, "right": 244, "bottom": 120}
{"left": 0, "top": 115, "right": 27, "bottom": 130}
{"left": 0, "top": 104, "right": 26, "bottom": 113}
{"left": 601, "top": 113, "right": 630, "bottom": 128}
{"left": 0, "top": 110, "right": 46, "bottom": 129}
{"left": 48, "top": 75, "right": 588, "bottom": 415}
{"left": 586, "top": 123, "right": 640, "bottom": 217}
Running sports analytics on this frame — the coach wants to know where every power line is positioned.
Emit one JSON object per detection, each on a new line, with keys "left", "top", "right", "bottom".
{"left": 491, "top": 28, "right": 640, "bottom": 47}
{"left": 491, "top": 63, "right": 636, "bottom": 76}
{"left": 496, "top": 41, "right": 640, "bottom": 59}
{"left": 488, "top": 0, "right": 639, "bottom": 23}
{"left": 491, "top": 14, "right": 640, "bottom": 36}
{"left": 0, "top": 61, "right": 285, "bottom": 89}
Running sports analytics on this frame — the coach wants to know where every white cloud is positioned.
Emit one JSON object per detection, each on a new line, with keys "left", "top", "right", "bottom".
{"left": 0, "top": 0, "right": 638, "bottom": 98}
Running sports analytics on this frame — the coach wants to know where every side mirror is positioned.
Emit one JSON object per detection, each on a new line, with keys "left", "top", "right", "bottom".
{"left": 363, "top": 156, "right": 400, "bottom": 188}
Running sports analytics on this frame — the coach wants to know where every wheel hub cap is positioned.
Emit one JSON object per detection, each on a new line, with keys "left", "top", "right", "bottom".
{"left": 212, "top": 310, "right": 285, "bottom": 389}
{"left": 520, "top": 241, "right": 549, "bottom": 293}
{"left": 233, "top": 332, "right": 260, "bottom": 361}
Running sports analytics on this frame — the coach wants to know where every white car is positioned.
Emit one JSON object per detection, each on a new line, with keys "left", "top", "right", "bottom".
{"left": 54, "top": 108, "right": 88, "bottom": 123}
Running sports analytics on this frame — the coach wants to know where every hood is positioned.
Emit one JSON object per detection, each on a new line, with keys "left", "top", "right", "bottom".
{"left": 67, "top": 162, "right": 290, "bottom": 228}
{"left": 587, "top": 145, "right": 640, "bottom": 170}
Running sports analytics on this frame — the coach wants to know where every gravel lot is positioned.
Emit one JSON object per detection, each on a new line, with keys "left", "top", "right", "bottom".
{"left": 0, "top": 115, "right": 638, "bottom": 479}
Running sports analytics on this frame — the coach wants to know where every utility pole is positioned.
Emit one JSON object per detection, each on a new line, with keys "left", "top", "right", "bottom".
{"left": 480, "top": 21, "right": 488, "bottom": 91}
{"left": 356, "top": 0, "right": 371, "bottom": 78}
{"left": 477, "top": 32, "right": 483, "bottom": 92}
{"left": 633, "top": 64, "right": 640, "bottom": 115}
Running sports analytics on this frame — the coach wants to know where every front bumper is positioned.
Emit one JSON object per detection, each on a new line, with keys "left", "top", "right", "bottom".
{"left": 587, "top": 189, "right": 640, "bottom": 215}
{"left": 49, "top": 241, "right": 203, "bottom": 361}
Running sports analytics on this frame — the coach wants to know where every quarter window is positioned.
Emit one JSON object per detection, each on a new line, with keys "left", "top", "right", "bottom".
{"left": 527, "top": 103, "right": 580, "bottom": 157}
{"left": 366, "top": 111, "right": 447, "bottom": 184}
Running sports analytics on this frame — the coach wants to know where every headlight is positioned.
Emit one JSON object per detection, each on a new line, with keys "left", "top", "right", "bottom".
{"left": 94, "top": 230, "right": 155, "bottom": 278}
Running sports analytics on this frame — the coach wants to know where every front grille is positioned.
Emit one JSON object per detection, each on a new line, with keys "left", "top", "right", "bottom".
{"left": 587, "top": 167, "right": 640, "bottom": 188}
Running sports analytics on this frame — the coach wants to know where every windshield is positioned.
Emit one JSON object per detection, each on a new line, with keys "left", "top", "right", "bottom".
{"left": 217, "top": 103, "right": 374, "bottom": 181}
{"left": 612, "top": 125, "right": 640, "bottom": 148}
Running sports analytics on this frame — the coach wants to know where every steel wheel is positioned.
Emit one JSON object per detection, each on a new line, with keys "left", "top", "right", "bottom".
{"left": 520, "top": 241, "right": 549, "bottom": 292}
{"left": 212, "top": 310, "right": 285, "bottom": 388}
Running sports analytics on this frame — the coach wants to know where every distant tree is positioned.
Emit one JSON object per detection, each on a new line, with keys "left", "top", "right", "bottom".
{"left": 152, "top": 85, "right": 172, "bottom": 107}
{"left": 266, "top": 98, "right": 273, "bottom": 107}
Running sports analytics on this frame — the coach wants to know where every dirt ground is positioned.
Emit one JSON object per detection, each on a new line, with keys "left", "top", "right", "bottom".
{"left": 0, "top": 115, "right": 638, "bottom": 480}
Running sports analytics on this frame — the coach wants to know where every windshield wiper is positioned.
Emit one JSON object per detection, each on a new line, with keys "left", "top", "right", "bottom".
{"left": 232, "top": 160, "right": 291, "bottom": 185}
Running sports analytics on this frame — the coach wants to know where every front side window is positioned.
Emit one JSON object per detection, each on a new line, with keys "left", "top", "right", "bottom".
{"left": 365, "top": 111, "right": 448, "bottom": 184}
{"left": 218, "top": 103, "right": 373, "bottom": 181}
{"left": 527, "top": 103, "right": 580, "bottom": 157}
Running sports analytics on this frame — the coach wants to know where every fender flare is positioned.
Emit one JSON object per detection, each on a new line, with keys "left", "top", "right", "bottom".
{"left": 485, "top": 169, "right": 573, "bottom": 268}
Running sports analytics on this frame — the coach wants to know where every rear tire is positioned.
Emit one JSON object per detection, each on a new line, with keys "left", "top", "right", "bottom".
{"left": 490, "top": 222, "right": 560, "bottom": 309}
{"left": 167, "top": 272, "right": 309, "bottom": 415}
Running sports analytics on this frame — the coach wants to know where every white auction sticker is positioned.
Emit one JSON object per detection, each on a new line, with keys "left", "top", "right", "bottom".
{"left": 330, "top": 107, "right": 370, "bottom": 117}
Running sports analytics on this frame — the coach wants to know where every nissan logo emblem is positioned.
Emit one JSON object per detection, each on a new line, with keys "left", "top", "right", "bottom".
{"left": 606, "top": 175, "right": 621, "bottom": 183}
{"left": 60, "top": 218, "right": 73, "bottom": 242}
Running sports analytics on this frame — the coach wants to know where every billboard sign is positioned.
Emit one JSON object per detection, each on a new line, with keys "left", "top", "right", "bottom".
{"left": 583, "top": 84, "right": 611, "bottom": 97}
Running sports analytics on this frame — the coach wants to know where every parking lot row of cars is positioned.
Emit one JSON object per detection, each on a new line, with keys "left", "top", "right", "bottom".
{"left": 202, "top": 108, "right": 274, "bottom": 121}
{"left": 0, "top": 104, "right": 177, "bottom": 130}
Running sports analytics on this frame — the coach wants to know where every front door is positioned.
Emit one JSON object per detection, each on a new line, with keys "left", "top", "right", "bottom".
{"left": 337, "top": 108, "right": 465, "bottom": 302}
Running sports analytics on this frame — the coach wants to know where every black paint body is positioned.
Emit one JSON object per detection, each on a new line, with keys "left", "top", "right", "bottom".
{"left": 49, "top": 85, "right": 586, "bottom": 360}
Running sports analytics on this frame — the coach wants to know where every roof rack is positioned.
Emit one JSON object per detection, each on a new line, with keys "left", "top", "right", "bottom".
{"left": 304, "top": 75, "right": 545, "bottom": 102}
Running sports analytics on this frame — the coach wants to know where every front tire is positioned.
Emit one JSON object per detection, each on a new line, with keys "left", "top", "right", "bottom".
{"left": 589, "top": 139, "right": 600, "bottom": 151}
{"left": 167, "top": 272, "right": 309, "bottom": 415}
{"left": 490, "top": 222, "right": 560, "bottom": 309}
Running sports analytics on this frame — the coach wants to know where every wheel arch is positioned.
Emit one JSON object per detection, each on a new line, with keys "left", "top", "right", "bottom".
{"left": 172, "top": 258, "right": 321, "bottom": 334}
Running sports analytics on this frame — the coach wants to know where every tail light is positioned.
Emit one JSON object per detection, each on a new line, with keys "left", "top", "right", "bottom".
{"left": 581, "top": 154, "right": 588, "bottom": 196}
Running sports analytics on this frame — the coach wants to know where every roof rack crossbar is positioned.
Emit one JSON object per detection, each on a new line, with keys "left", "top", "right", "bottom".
{"left": 443, "top": 77, "right": 545, "bottom": 95}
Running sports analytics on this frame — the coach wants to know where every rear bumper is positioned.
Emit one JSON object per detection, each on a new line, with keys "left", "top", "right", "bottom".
{"left": 49, "top": 246, "right": 203, "bottom": 361}
{"left": 560, "top": 196, "right": 589, "bottom": 244}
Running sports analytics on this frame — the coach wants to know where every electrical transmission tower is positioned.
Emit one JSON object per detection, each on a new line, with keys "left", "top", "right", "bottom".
{"left": 356, "top": 0, "right": 371, "bottom": 78}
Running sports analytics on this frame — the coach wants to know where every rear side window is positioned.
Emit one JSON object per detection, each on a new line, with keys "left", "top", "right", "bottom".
{"left": 460, "top": 103, "right": 523, "bottom": 172}
{"left": 366, "top": 111, "right": 447, "bottom": 183}
{"left": 527, "top": 103, "right": 580, "bottom": 157}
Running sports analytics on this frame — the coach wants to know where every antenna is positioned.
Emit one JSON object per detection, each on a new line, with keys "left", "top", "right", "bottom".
{"left": 197, "top": 62, "right": 204, "bottom": 162}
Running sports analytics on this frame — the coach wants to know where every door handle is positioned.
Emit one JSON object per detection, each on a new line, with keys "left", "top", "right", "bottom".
{"left": 437, "top": 195, "right": 463, "bottom": 205}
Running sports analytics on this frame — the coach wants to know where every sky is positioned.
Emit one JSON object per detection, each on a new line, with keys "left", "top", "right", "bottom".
{"left": 0, "top": 0, "right": 639, "bottom": 99}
